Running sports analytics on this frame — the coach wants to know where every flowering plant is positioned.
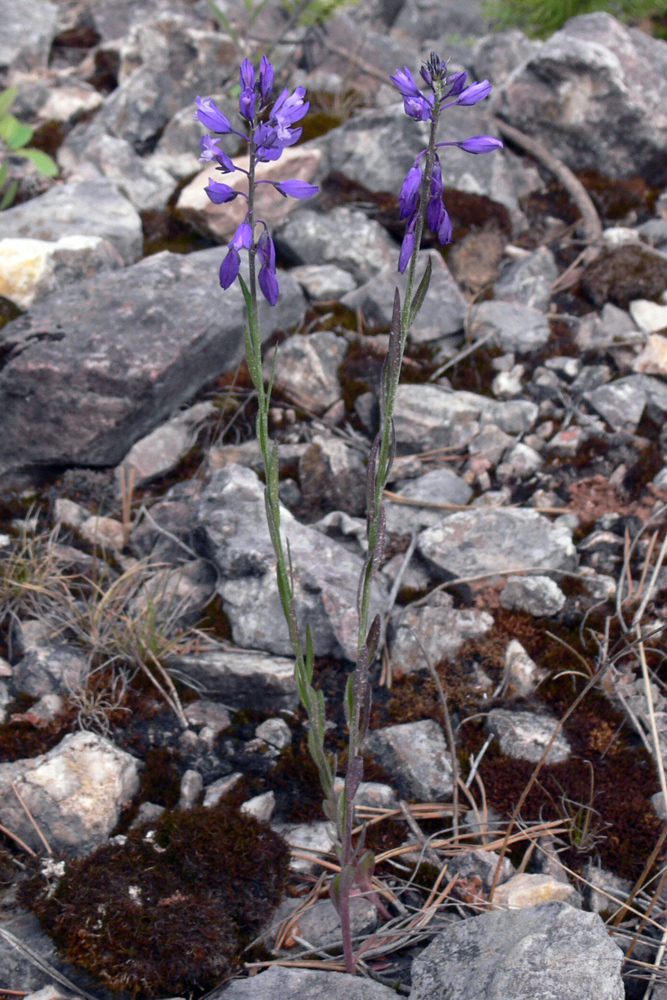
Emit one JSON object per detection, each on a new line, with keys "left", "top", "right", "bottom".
{"left": 195, "top": 51, "right": 501, "bottom": 975}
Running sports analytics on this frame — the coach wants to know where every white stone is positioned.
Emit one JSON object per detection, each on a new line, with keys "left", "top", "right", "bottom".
{"left": 116, "top": 402, "right": 215, "bottom": 488}
{"left": 0, "top": 235, "right": 123, "bottom": 309}
{"left": 492, "top": 872, "right": 579, "bottom": 910}
{"left": 504, "top": 639, "right": 545, "bottom": 697}
{"left": 240, "top": 790, "right": 276, "bottom": 823}
{"left": 633, "top": 334, "right": 667, "bottom": 376}
{"left": 277, "top": 821, "right": 337, "bottom": 873}
{"left": 203, "top": 772, "right": 242, "bottom": 808}
{"left": 629, "top": 299, "right": 667, "bottom": 333}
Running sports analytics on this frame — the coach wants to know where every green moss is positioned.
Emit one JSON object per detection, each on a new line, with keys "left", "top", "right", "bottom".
{"left": 20, "top": 803, "right": 290, "bottom": 996}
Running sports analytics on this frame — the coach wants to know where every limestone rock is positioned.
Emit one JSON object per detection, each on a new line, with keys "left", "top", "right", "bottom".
{"left": 486, "top": 708, "right": 571, "bottom": 764}
{"left": 390, "top": 591, "right": 493, "bottom": 677}
{"left": 0, "top": 732, "right": 140, "bottom": 855}
{"left": 365, "top": 719, "right": 453, "bottom": 800}
{"left": 0, "top": 236, "right": 124, "bottom": 310}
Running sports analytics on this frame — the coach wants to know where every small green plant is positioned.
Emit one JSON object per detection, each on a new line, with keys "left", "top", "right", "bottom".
{"left": 482, "top": 0, "right": 667, "bottom": 37}
{"left": 0, "top": 86, "right": 58, "bottom": 210}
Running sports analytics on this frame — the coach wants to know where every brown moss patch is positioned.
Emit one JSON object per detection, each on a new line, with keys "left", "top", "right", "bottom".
{"left": 20, "top": 804, "right": 290, "bottom": 996}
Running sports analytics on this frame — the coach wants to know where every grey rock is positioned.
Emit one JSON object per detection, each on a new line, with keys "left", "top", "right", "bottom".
{"left": 240, "top": 790, "right": 276, "bottom": 822}
{"left": 266, "top": 331, "right": 347, "bottom": 411}
{"left": 277, "top": 821, "right": 336, "bottom": 874}
{"left": 365, "top": 719, "right": 453, "bottom": 800}
{"left": 470, "top": 300, "right": 551, "bottom": 354}
{"left": 390, "top": 591, "right": 493, "bottom": 676}
{"left": 0, "top": 249, "right": 305, "bottom": 479}
{"left": 333, "top": 777, "right": 398, "bottom": 813}
{"left": 0, "top": 909, "right": 88, "bottom": 992}
{"left": 418, "top": 508, "right": 577, "bottom": 580}
{"left": 0, "top": 235, "right": 125, "bottom": 311}
{"left": 504, "top": 639, "right": 545, "bottom": 697}
{"left": 192, "top": 465, "right": 387, "bottom": 660}
{"left": 130, "top": 558, "right": 217, "bottom": 628}
{"left": 410, "top": 901, "right": 624, "bottom": 1000}
{"left": 469, "top": 424, "right": 515, "bottom": 467}
{"left": 298, "top": 435, "right": 369, "bottom": 519}
{"left": 639, "top": 217, "right": 667, "bottom": 251}
{"left": 446, "top": 848, "right": 516, "bottom": 895}
{"left": 256, "top": 717, "right": 292, "bottom": 750}
{"left": 493, "top": 246, "right": 557, "bottom": 312}
{"left": 545, "top": 355, "right": 581, "bottom": 380}
{"left": 203, "top": 772, "right": 242, "bottom": 808}
{"left": 211, "top": 965, "right": 398, "bottom": 1000}
{"left": 385, "top": 467, "right": 473, "bottom": 533}
{"left": 0, "top": 0, "right": 57, "bottom": 76}
{"left": 0, "top": 731, "right": 140, "bottom": 855}
{"left": 65, "top": 15, "right": 237, "bottom": 156}
{"left": 168, "top": 645, "right": 298, "bottom": 711}
{"left": 312, "top": 510, "right": 368, "bottom": 558}
{"left": 291, "top": 264, "right": 357, "bottom": 300}
{"left": 472, "top": 29, "right": 543, "bottom": 86}
{"left": 584, "top": 374, "right": 667, "bottom": 433}
{"left": 77, "top": 133, "right": 177, "bottom": 212}
{"left": 342, "top": 249, "right": 468, "bottom": 342}
{"left": 486, "top": 708, "right": 571, "bottom": 763}
{"left": 286, "top": 896, "right": 377, "bottom": 950}
{"left": 178, "top": 768, "right": 203, "bottom": 809}
{"left": 184, "top": 698, "right": 231, "bottom": 736}
{"left": 496, "top": 12, "right": 667, "bottom": 185}
{"left": 393, "top": 384, "right": 537, "bottom": 453}
{"left": 496, "top": 441, "right": 543, "bottom": 482}
{"left": 0, "top": 178, "right": 143, "bottom": 264}
{"left": 275, "top": 207, "right": 397, "bottom": 284}
{"left": 10, "top": 619, "right": 88, "bottom": 699}
{"left": 501, "top": 575, "right": 566, "bottom": 617}
{"left": 393, "top": 0, "right": 487, "bottom": 43}
{"left": 117, "top": 401, "right": 216, "bottom": 488}
{"left": 130, "top": 800, "right": 166, "bottom": 828}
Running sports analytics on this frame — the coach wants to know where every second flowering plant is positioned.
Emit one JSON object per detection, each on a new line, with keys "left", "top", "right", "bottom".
{"left": 195, "top": 51, "right": 501, "bottom": 975}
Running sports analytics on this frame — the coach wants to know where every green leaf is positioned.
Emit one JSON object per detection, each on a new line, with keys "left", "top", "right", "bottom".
{"left": 0, "top": 180, "right": 18, "bottom": 211}
{"left": 409, "top": 255, "right": 432, "bottom": 327}
{"left": 0, "top": 115, "right": 34, "bottom": 151}
{"left": 0, "top": 87, "right": 18, "bottom": 119}
{"left": 19, "top": 147, "right": 59, "bottom": 177}
{"left": 0, "top": 161, "right": 7, "bottom": 188}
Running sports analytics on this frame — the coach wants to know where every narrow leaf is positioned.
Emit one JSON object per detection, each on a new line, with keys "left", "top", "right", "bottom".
{"left": 0, "top": 180, "right": 18, "bottom": 211}
{"left": 0, "top": 116, "right": 33, "bottom": 151}
{"left": 0, "top": 161, "right": 7, "bottom": 188}
{"left": 409, "top": 256, "right": 432, "bottom": 327}
{"left": 19, "top": 147, "right": 58, "bottom": 177}
{"left": 343, "top": 671, "right": 354, "bottom": 726}
{"left": 0, "top": 86, "right": 18, "bottom": 118}
{"left": 365, "top": 614, "right": 381, "bottom": 665}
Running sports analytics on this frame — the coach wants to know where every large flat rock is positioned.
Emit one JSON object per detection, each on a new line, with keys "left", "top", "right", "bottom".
{"left": 0, "top": 249, "right": 305, "bottom": 478}
{"left": 418, "top": 508, "right": 577, "bottom": 581}
{"left": 496, "top": 12, "right": 667, "bottom": 185}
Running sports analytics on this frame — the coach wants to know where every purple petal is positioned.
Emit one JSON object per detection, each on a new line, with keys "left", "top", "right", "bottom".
{"left": 239, "top": 58, "right": 255, "bottom": 91}
{"left": 457, "top": 135, "right": 504, "bottom": 154}
{"left": 239, "top": 87, "right": 256, "bottom": 121}
{"left": 456, "top": 80, "right": 492, "bottom": 106}
{"left": 437, "top": 208, "right": 453, "bottom": 246}
{"left": 273, "top": 179, "right": 319, "bottom": 199}
{"left": 257, "top": 229, "right": 276, "bottom": 269}
{"left": 204, "top": 178, "right": 240, "bottom": 203}
{"left": 194, "top": 96, "right": 234, "bottom": 134}
{"left": 390, "top": 66, "right": 420, "bottom": 97}
{"left": 427, "top": 195, "right": 444, "bottom": 233}
{"left": 403, "top": 94, "right": 432, "bottom": 121}
{"left": 259, "top": 265, "right": 279, "bottom": 305}
{"left": 398, "top": 226, "right": 416, "bottom": 274}
{"left": 259, "top": 55, "right": 274, "bottom": 104}
{"left": 446, "top": 70, "right": 468, "bottom": 96}
{"left": 219, "top": 247, "right": 240, "bottom": 289}
{"left": 398, "top": 161, "right": 422, "bottom": 220}
{"left": 230, "top": 219, "right": 253, "bottom": 250}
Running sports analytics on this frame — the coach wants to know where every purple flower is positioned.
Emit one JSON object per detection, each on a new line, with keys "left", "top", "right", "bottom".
{"left": 254, "top": 120, "right": 302, "bottom": 162}
{"left": 257, "top": 229, "right": 279, "bottom": 305}
{"left": 402, "top": 93, "right": 433, "bottom": 121}
{"left": 453, "top": 80, "right": 492, "bottom": 107}
{"left": 426, "top": 155, "right": 444, "bottom": 232}
{"left": 239, "top": 87, "right": 256, "bottom": 121}
{"left": 390, "top": 66, "right": 421, "bottom": 97}
{"left": 199, "top": 136, "right": 236, "bottom": 173}
{"left": 398, "top": 158, "right": 422, "bottom": 220}
{"left": 259, "top": 55, "right": 274, "bottom": 104}
{"left": 398, "top": 216, "right": 417, "bottom": 274}
{"left": 438, "top": 207, "right": 453, "bottom": 245}
{"left": 219, "top": 218, "right": 252, "bottom": 289}
{"left": 205, "top": 178, "right": 242, "bottom": 203}
{"left": 267, "top": 178, "right": 319, "bottom": 199}
{"left": 239, "top": 58, "right": 255, "bottom": 91}
{"left": 437, "top": 135, "right": 503, "bottom": 154}
{"left": 194, "top": 96, "right": 240, "bottom": 135}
